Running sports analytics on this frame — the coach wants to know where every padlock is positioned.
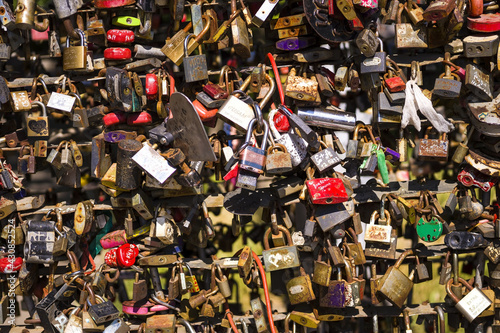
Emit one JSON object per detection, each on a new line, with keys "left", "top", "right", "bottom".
{"left": 63, "top": 29, "right": 87, "bottom": 71}
{"left": 463, "top": 35, "right": 499, "bottom": 58}
{"left": 61, "top": 141, "right": 74, "bottom": 170}
{"left": 183, "top": 34, "right": 208, "bottom": 82}
{"left": 0, "top": 162, "right": 13, "bottom": 190}
{"left": 364, "top": 205, "right": 392, "bottom": 244}
{"left": 313, "top": 249, "right": 333, "bottom": 287}
{"left": 47, "top": 92, "right": 76, "bottom": 114}
{"left": 319, "top": 267, "right": 346, "bottom": 308}
{"left": 346, "top": 123, "right": 365, "bottom": 159}
{"left": 395, "top": 5, "right": 428, "bottom": 49}
{"left": 417, "top": 127, "right": 449, "bottom": 161}
{"left": 433, "top": 54, "right": 462, "bottom": 98}
{"left": 265, "top": 143, "right": 293, "bottom": 175}
{"left": 214, "top": 264, "right": 231, "bottom": 298}
{"left": 310, "top": 141, "right": 341, "bottom": 173}
{"left": 285, "top": 67, "right": 318, "bottom": 101}
{"left": 239, "top": 117, "right": 269, "bottom": 175}
{"left": 92, "top": 265, "right": 107, "bottom": 296}
{"left": 87, "top": 286, "right": 120, "bottom": 324}
{"left": 410, "top": 255, "right": 433, "bottom": 283}
{"left": 377, "top": 249, "right": 415, "bottom": 308}
{"left": 18, "top": 144, "right": 36, "bottom": 174}
{"left": 416, "top": 207, "right": 443, "bottom": 242}
{"left": 262, "top": 226, "right": 300, "bottom": 272}
{"left": 53, "top": 227, "right": 68, "bottom": 257}
{"left": 26, "top": 101, "right": 49, "bottom": 137}
{"left": 10, "top": 90, "right": 31, "bottom": 112}
{"left": 446, "top": 277, "right": 492, "bottom": 322}
{"left": 342, "top": 257, "right": 362, "bottom": 307}
{"left": 286, "top": 267, "right": 316, "bottom": 305}
{"left": 344, "top": 228, "right": 366, "bottom": 265}
{"left": 306, "top": 175, "right": 349, "bottom": 205}
{"left": 132, "top": 272, "right": 148, "bottom": 302}
{"left": 25, "top": 219, "right": 55, "bottom": 264}
{"left": 465, "top": 63, "right": 493, "bottom": 102}
{"left": 439, "top": 252, "right": 452, "bottom": 285}
{"left": 423, "top": 0, "right": 454, "bottom": 21}
{"left": 356, "top": 28, "right": 379, "bottom": 57}
{"left": 162, "top": 15, "right": 211, "bottom": 66}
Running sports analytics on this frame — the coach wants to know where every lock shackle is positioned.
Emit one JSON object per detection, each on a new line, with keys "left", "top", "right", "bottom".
{"left": 380, "top": 193, "right": 388, "bottom": 220}
{"left": 342, "top": 255, "right": 354, "bottom": 282}
{"left": 69, "top": 92, "right": 83, "bottom": 108}
{"left": 446, "top": 277, "right": 473, "bottom": 304}
{"left": 347, "top": 227, "right": 358, "bottom": 244}
{"left": 240, "top": 73, "right": 276, "bottom": 109}
{"left": 31, "top": 100, "right": 47, "bottom": 117}
{"left": 410, "top": 61, "right": 420, "bottom": 81}
{"left": 66, "top": 28, "right": 86, "bottom": 48}
{"left": 33, "top": 5, "right": 50, "bottom": 32}
{"left": 19, "top": 144, "right": 33, "bottom": 157}
{"left": 396, "top": 3, "right": 405, "bottom": 24}
{"left": 263, "top": 225, "right": 292, "bottom": 250}
{"left": 85, "top": 282, "right": 98, "bottom": 305}
{"left": 67, "top": 250, "right": 81, "bottom": 272}
{"left": 253, "top": 102, "right": 264, "bottom": 130}
{"left": 55, "top": 140, "right": 68, "bottom": 152}
{"left": 267, "top": 143, "right": 288, "bottom": 155}
{"left": 434, "top": 306, "right": 445, "bottom": 333}
{"left": 183, "top": 33, "right": 196, "bottom": 57}
{"left": 353, "top": 123, "right": 366, "bottom": 140}
{"left": 68, "top": 305, "right": 82, "bottom": 317}
{"left": 369, "top": 209, "right": 391, "bottom": 226}
{"left": 364, "top": 125, "right": 377, "bottom": 144}
{"left": 386, "top": 57, "right": 402, "bottom": 75}
{"left": 394, "top": 249, "right": 415, "bottom": 269}
{"left": 219, "top": 65, "right": 231, "bottom": 87}
{"left": 30, "top": 76, "right": 49, "bottom": 101}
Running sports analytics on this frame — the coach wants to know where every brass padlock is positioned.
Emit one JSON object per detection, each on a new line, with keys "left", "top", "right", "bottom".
{"left": 63, "top": 29, "right": 87, "bottom": 71}
{"left": 26, "top": 101, "right": 49, "bottom": 137}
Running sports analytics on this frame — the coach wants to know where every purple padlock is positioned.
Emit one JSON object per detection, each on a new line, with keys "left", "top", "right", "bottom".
{"left": 276, "top": 37, "right": 316, "bottom": 51}
{"left": 320, "top": 281, "right": 346, "bottom": 308}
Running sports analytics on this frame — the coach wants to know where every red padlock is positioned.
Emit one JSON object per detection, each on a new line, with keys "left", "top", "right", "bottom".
{"left": 305, "top": 177, "right": 348, "bottom": 204}
{"left": 103, "top": 111, "right": 127, "bottom": 126}
{"left": 193, "top": 100, "right": 218, "bottom": 127}
{"left": 348, "top": 17, "right": 364, "bottom": 31}
{"left": 384, "top": 75, "right": 406, "bottom": 92}
{"left": 273, "top": 110, "right": 290, "bottom": 132}
{"left": 457, "top": 165, "right": 499, "bottom": 192}
{"left": 107, "top": 29, "right": 135, "bottom": 44}
{"left": 203, "top": 82, "right": 229, "bottom": 100}
{"left": 95, "top": 0, "right": 134, "bottom": 9}
{"left": 127, "top": 111, "right": 153, "bottom": 125}
{"left": 116, "top": 243, "right": 139, "bottom": 267}
{"left": 105, "top": 249, "right": 118, "bottom": 267}
{"left": 0, "top": 257, "right": 23, "bottom": 273}
{"left": 467, "top": 14, "right": 500, "bottom": 32}
{"left": 104, "top": 47, "right": 132, "bottom": 60}
{"left": 145, "top": 73, "right": 158, "bottom": 100}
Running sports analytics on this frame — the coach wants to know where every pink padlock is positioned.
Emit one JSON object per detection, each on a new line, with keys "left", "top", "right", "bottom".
{"left": 100, "top": 229, "right": 128, "bottom": 249}
{"left": 122, "top": 300, "right": 153, "bottom": 315}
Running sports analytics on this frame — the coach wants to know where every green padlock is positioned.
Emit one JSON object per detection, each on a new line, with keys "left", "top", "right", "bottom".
{"left": 416, "top": 207, "right": 443, "bottom": 243}
{"left": 376, "top": 148, "right": 389, "bottom": 185}
{"left": 112, "top": 16, "right": 141, "bottom": 27}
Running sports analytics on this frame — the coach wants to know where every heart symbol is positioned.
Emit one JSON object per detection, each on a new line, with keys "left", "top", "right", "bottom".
{"left": 28, "top": 120, "right": 47, "bottom": 135}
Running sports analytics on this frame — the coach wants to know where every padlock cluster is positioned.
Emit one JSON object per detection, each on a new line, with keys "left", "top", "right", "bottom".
{"left": 1, "top": 0, "right": 500, "bottom": 330}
